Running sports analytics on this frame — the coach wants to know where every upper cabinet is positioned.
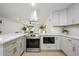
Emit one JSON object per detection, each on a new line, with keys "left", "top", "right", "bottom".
{"left": 59, "top": 9, "right": 68, "bottom": 25}
{"left": 53, "top": 11, "right": 60, "bottom": 26}
{"left": 68, "top": 4, "right": 79, "bottom": 24}
{"left": 53, "top": 9, "right": 68, "bottom": 26}
{"left": 53, "top": 4, "right": 79, "bottom": 27}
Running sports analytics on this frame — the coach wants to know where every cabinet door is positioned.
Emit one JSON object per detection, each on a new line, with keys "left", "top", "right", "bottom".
{"left": 17, "top": 38, "right": 23, "bottom": 55}
{"left": 61, "top": 37, "right": 68, "bottom": 55}
{"left": 56, "top": 36, "right": 61, "bottom": 50}
{"left": 62, "top": 37, "right": 75, "bottom": 56}
{"left": 0, "top": 45, "right": 3, "bottom": 56}
{"left": 23, "top": 36, "right": 26, "bottom": 52}
{"left": 76, "top": 40, "right": 79, "bottom": 56}
{"left": 21, "top": 36, "right": 25, "bottom": 52}
{"left": 3, "top": 40, "right": 18, "bottom": 56}
{"left": 59, "top": 9, "right": 68, "bottom": 25}
{"left": 68, "top": 4, "right": 79, "bottom": 24}
{"left": 66, "top": 38, "right": 75, "bottom": 56}
{"left": 7, "top": 46, "right": 18, "bottom": 56}
{"left": 17, "top": 36, "right": 26, "bottom": 55}
{"left": 53, "top": 12, "right": 60, "bottom": 26}
{"left": 68, "top": 5, "right": 74, "bottom": 24}
{"left": 73, "top": 4, "right": 79, "bottom": 23}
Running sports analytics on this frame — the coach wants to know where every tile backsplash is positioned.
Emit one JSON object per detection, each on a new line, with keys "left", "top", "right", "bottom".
{"left": 65, "top": 25, "right": 79, "bottom": 37}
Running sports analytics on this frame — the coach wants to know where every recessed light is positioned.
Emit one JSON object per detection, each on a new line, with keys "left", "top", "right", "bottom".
{"left": 31, "top": 3, "right": 35, "bottom": 6}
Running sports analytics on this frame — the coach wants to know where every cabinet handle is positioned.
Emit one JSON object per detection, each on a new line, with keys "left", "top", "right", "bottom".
{"left": 68, "top": 39, "right": 71, "bottom": 41}
{"left": 73, "top": 46, "right": 74, "bottom": 52}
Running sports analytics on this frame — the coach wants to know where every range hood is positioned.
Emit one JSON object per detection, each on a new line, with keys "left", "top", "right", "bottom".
{"left": 30, "top": 10, "right": 38, "bottom": 22}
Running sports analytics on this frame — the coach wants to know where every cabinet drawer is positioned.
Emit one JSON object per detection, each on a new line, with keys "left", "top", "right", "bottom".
{"left": 67, "top": 38, "right": 76, "bottom": 45}
{"left": 42, "top": 44, "right": 56, "bottom": 50}
{"left": 4, "top": 39, "right": 17, "bottom": 47}
{"left": 76, "top": 40, "right": 79, "bottom": 45}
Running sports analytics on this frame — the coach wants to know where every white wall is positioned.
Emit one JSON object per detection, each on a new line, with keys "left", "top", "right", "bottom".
{"left": 0, "top": 19, "right": 23, "bottom": 34}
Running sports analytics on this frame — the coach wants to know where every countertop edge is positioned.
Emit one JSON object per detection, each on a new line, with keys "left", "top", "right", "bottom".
{"left": 0, "top": 33, "right": 79, "bottom": 44}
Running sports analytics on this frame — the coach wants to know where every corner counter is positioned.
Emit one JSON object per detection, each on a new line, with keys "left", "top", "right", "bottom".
{"left": 0, "top": 33, "right": 27, "bottom": 56}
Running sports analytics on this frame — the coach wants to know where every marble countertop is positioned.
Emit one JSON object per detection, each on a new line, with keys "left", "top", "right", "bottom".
{"left": 40, "top": 33, "right": 79, "bottom": 40}
{"left": 61, "top": 34, "right": 79, "bottom": 40}
{"left": 0, "top": 33, "right": 27, "bottom": 44}
{"left": 40, "top": 34, "right": 60, "bottom": 36}
{"left": 0, "top": 33, "right": 79, "bottom": 44}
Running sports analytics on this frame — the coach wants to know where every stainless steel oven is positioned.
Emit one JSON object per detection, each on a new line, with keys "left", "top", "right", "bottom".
{"left": 26, "top": 38, "right": 40, "bottom": 52}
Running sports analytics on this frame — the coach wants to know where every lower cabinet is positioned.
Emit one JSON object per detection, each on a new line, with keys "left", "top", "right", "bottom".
{"left": 17, "top": 36, "right": 25, "bottom": 55}
{"left": 3, "top": 36, "right": 25, "bottom": 56}
{"left": 61, "top": 37, "right": 76, "bottom": 56}
{"left": 76, "top": 40, "right": 79, "bottom": 56}
{"left": 3, "top": 40, "right": 18, "bottom": 56}
{"left": 0, "top": 45, "right": 3, "bottom": 56}
{"left": 40, "top": 36, "right": 61, "bottom": 50}
{"left": 56, "top": 36, "right": 61, "bottom": 50}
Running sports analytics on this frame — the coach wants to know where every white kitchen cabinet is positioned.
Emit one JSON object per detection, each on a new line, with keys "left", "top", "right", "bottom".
{"left": 3, "top": 40, "right": 18, "bottom": 56}
{"left": 17, "top": 38, "right": 23, "bottom": 55}
{"left": 17, "top": 36, "right": 25, "bottom": 55}
{"left": 61, "top": 37, "right": 68, "bottom": 55}
{"left": 68, "top": 4, "right": 79, "bottom": 24}
{"left": 61, "top": 37, "right": 76, "bottom": 56}
{"left": 53, "top": 12, "right": 60, "bottom": 26}
{"left": 53, "top": 9, "right": 68, "bottom": 26}
{"left": 56, "top": 36, "right": 61, "bottom": 50}
{"left": 72, "top": 4, "right": 79, "bottom": 23}
{"left": 68, "top": 5, "right": 74, "bottom": 24}
{"left": 40, "top": 35, "right": 61, "bottom": 50}
{"left": 59, "top": 9, "right": 68, "bottom": 25}
{"left": 23, "top": 36, "right": 26, "bottom": 52}
{"left": 3, "top": 36, "right": 25, "bottom": 56}
{"left": 40, "top": 36, "right": 56, "bottom": 50}
{"left": 0, "top": 44, "right": 3, "bottom": 56}
{"left": 76, "top": 40, "right": 79, "bottom": 56}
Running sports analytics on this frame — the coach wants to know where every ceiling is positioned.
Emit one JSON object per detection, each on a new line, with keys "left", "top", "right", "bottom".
{"left": 0, "top": 3, "right": 72, "bottom": 24}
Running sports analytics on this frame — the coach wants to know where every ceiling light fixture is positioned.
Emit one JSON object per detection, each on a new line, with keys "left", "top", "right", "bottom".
{"left": 31, "top": 3, "right": 35, "bottom": 6}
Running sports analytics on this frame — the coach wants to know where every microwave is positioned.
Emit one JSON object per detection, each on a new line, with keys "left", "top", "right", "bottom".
{"left": 43, "top": 37, "right": 55, "bottom": 44}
